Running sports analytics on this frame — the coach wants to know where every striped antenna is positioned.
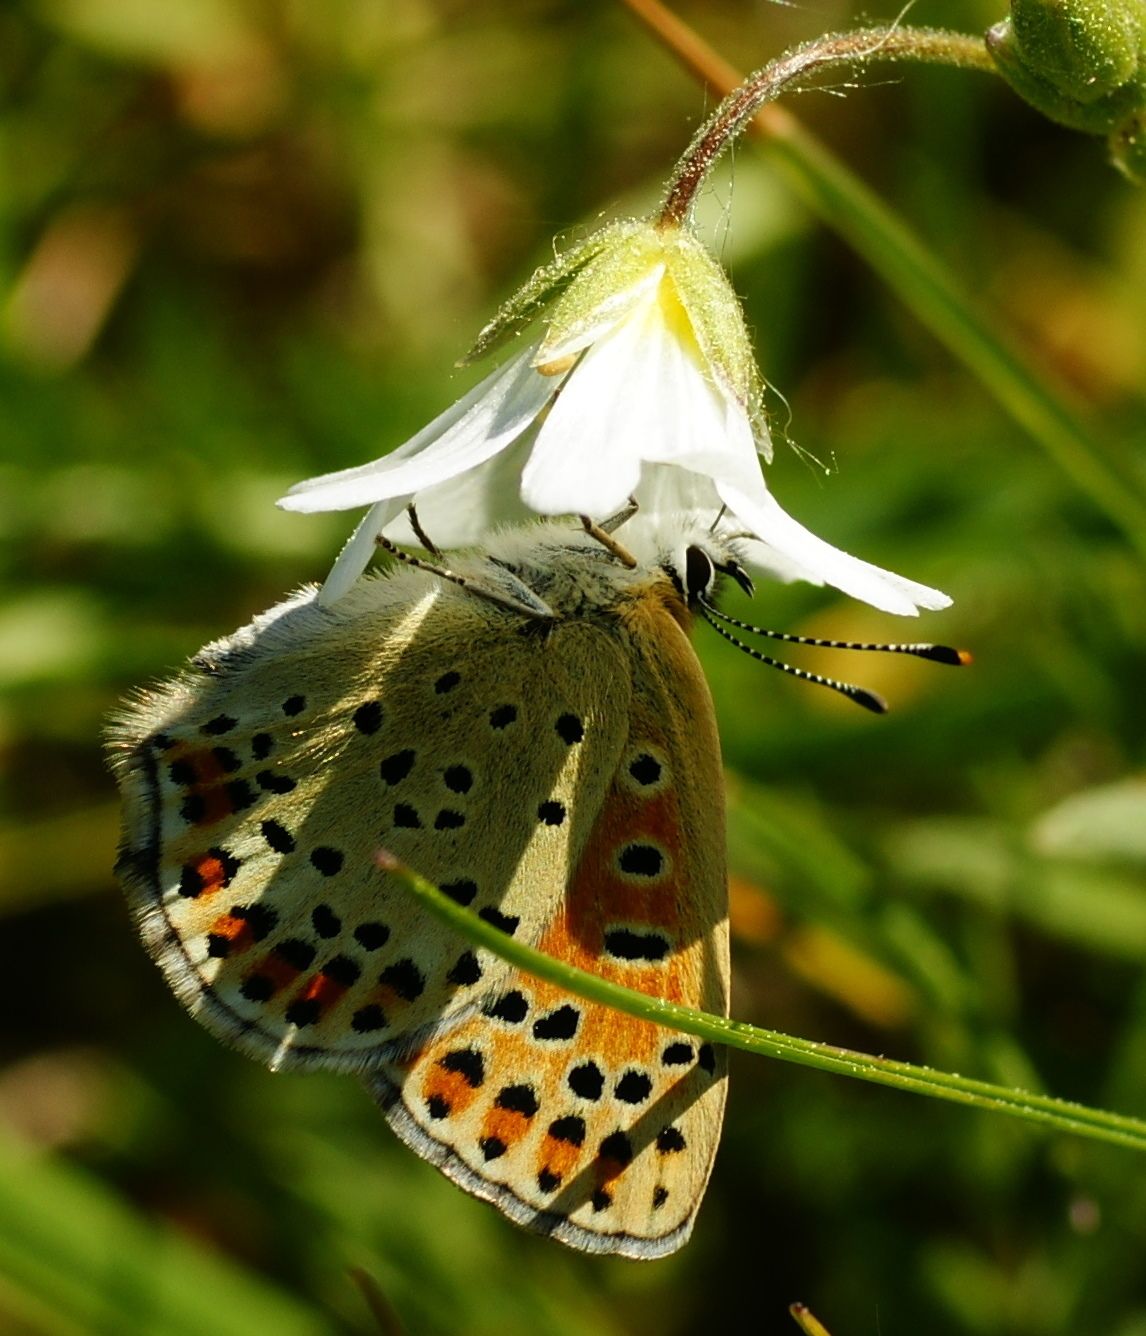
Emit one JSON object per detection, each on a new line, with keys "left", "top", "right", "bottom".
{"left": 702, "top": 600, "right": 971, "bottom": 666}
{"left": 699, "top": 609, "right": 888, "bottom": 714}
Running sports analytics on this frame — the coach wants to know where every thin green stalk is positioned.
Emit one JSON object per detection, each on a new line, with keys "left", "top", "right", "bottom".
{"left": 380, "top": 851, "right": 1146, "bottom": 1155}
{"left": 623, "top": 0, "right": 1146, "bottom": 559}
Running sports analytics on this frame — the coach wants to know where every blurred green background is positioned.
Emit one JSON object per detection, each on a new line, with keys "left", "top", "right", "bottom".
{"left": 2, "top": 0, "right": 1145, "bottom": 1332}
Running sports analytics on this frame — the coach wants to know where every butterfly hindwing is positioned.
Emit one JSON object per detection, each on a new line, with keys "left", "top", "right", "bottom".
{"left": 367, "top": 589, "right": 729, "bottom": 1258}
{"left": 109, "top": 571, "right": 632, "bottom": 1072}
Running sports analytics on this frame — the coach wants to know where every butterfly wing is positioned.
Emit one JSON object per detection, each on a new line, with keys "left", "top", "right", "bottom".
{"left": 109, "top": 572, "right": 632, "bottom": 1073}
{"left": 366, "top": 588, "right": 729, "bottom": 1258}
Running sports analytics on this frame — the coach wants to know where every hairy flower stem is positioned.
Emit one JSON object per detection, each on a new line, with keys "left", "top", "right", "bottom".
{"left": 658, "top": 26, "right": 998, "bottom": 227}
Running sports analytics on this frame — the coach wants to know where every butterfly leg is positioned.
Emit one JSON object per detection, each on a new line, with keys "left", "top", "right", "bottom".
{"left": 406, "top": 503, "right": 442, "bottom": 557}
{"left": 376, "top": 535, "right": 555, "bottom": 620}
{"left": 599, "top": 497, "right": 639, "bottom": 535}
{"left": 580, "top": 511, "right": 638, "bottom": 568}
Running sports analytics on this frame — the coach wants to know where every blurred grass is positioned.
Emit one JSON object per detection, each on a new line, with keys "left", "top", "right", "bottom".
{"left": 1, "top": 0, "right": 1145, "bottom": 1333}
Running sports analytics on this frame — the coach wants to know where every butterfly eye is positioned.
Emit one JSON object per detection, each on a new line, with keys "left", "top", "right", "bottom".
{"left": 683, "top": 546, "right": 715, "bottom": 602}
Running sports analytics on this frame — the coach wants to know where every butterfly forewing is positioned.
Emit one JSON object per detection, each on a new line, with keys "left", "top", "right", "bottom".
{"left": 110, "top": 574, "right": 631, "bottom": 1073}
{"left": 367, "top": 591, "right": 729, "bottom": 1258}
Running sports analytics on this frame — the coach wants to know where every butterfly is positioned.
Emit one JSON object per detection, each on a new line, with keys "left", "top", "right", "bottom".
{"left": 109, "top": 515, "right": 741, "bottom": 1259}
{"left": 108, "top": 513, "right": 962, "bottom": 1258}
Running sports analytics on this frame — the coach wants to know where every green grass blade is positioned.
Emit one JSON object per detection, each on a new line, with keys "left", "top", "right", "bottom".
{"left": 382, "top": 852, "right": 1146, "bottom": 1156}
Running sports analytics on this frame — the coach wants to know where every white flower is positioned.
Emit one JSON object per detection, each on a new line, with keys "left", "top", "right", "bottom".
{"left": 279, "top": 220, "right": 949, "bottom": 615}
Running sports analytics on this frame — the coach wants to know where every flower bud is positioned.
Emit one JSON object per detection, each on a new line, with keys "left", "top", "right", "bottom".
{"left": 987, "top": 0, "right": 1145, "bottom": 180}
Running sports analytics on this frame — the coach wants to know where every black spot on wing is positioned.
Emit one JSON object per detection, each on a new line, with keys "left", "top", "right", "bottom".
{"left": 443, "top": 765, "right": 473, "bottom": 793}
{"left": 352, "top": 1004, "right": 388, "bottom": 1032}
{"left": 628, "top": 752, "right": 662, "bottom": 786}
{"left": 440, "top": 879, "right": 477, "bottom": 906}
{"left": 614, "top": 1070, "right": 652, "bottom": 1104}
{"left": 274, "top": 938, "right": 316, "bottom": 970}
{"left": 310, "top": 846, "right": 344, "bottom": 876}
{"left": 379, "top": 750, "right": 415, "bottom": 785}
{"left": 353, "top": 701, "right": 383, "bottom": 734}
{"left": 603, "top": 928, "right": 670, "bottom": 962}
{"left": 311, "top": 904, "right": 341, "bottom": 938}
{"left": 617, "top": 843, "right": 665, "bottom": 877}
{"left": 477, "top": 906, "right": 519, "bottom": 936}
{"left": 261, "top": 819, "right": 295, "bottom": 854}
{"left": 532, "top": 1005, "right": 579, "bottom": 1041}
{"left": 555, "top": 713, "right": 583, "bottom": 744}
{"left": 447, "top": 951, "right": 482, "bottom": 986}
{"left": 662, "top": 1042, "right": 694, "bottom": 1067}
{"left": 656, "top": 1126, "right": 686, "bottom": 1154}
{"left": 484, "top": 991, "right": 527, "bottom": 1023}
{"left": 548, "top": 1115, "right": 585, "bottom": 1146}
{"left": 567, "top": 1062, "right": 604, "bottom": 1100}
{"left": 495, "top": 1085, "right": 539, "bottom": 1117}
{"left": 440, "top": 1048, "right": 485, "bottom": 1088}
{"left": 354, "top": 921, "right": 390, "bottom": 951}
{"left": 378, "top": 958, "right": 425, "bottom": 1001}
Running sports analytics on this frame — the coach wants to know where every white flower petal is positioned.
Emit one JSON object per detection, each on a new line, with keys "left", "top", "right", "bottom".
{"left": 524, "top": 284, "right": 768, "bottom": 521}
{"left": 717, "top": 477, "right": 951, "bottom": 615}
{"left": 318, "top": 498, "right": 409, "bottom": 605}
{"left": 734, "top": 537, "right": 827, "bottom": 587}
{"left": 642, "top": 341, "right": 762, "bottom": 495}
{"left": 318, "top": 436, "right": 542, "bottom": 604}
{"left": 279, "top": 340, "right": 553, "bottom": 513}
{"left": 383, "top": 431, "right": 538, "bottom": 548}
{"left": 521, "top": 300, "right": 656, "bottom": 516}
{"left": 629, "top": 298, "right": 737, "bottom": 473}
{"left": 631, "top": 462, "right": 721, "bottom": 519}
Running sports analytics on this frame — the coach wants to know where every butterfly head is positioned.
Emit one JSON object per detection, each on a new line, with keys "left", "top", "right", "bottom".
{"left": 469, "top": 514, "right": 749, "bottom": 624}
{"left": 566, "top": 511, "right": 967, "bottom": 713}
{"left": 461, "top": 515, "right": 964, "bottom": 712}
{"left": 673, "top": 526, "right": 969, "bottom": 713}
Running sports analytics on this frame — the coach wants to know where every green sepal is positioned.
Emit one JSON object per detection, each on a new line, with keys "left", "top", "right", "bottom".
{"left": 534, "top": 220, "right": 668, "bottom": 366}
{"left": 658, "top": 226, "right": 764, "bottom": 423}
{"left": 459, "top": 229, "right": 614, "bottom": 366}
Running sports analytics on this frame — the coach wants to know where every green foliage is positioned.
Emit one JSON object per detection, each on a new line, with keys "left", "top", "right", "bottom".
{"left": 1, "top": 1, "right": 1145, "bottom": 1333}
